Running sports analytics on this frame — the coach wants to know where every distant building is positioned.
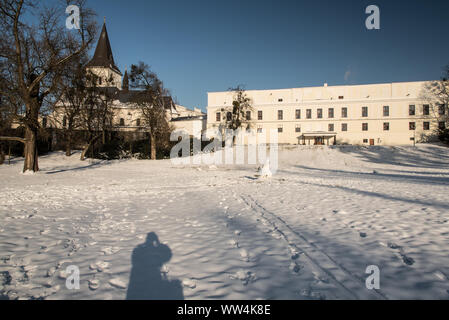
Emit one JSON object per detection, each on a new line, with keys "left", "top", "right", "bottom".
{"left": 207, "top": 82, "right": 444, "bottom": 146}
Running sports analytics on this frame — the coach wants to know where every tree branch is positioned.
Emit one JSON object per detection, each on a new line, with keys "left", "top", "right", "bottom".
{"left": 0, "top": 136, "right": 27, "bottom": 144}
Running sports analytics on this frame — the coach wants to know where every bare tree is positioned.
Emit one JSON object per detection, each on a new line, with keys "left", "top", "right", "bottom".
{"left": 129, "top": 62, "right": 173, "bottom": 160}
{"left": 55, "top": 55, "right": 95, "bottom": 157}
{"left": 0, "top": 0, "right": 97, "bottom": 172}
{"left": 221, "top": 85, "right": 253, "bottom": 145}
{"left": 78, "top": 73, "right": 116, "bottom": 161}
{"left": 420, "top": 64, "right": 449, "bottom": 143}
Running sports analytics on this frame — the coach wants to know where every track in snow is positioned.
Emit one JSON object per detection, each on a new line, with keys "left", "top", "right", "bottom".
{"left": 240, "top": 194, "right": 388, "bottom": 300}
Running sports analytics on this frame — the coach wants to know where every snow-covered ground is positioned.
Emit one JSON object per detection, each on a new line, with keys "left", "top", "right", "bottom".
{"left": 1, "top": 144, "right": 449, "bottom": 300}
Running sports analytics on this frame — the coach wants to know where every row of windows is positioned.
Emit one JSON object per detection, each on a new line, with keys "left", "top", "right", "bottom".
{"left": 59, "top": 117, "right": 142, "bottom": 128}
{"left": 255, "top": 121, "right": 446, "bottom": 134}
{"left": 216, "top": 104, "right": 446, "bottom": 122}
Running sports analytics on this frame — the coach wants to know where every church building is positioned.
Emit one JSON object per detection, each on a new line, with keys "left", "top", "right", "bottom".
{"left": 49, "top": 21, "right": 206, "bottom": 137}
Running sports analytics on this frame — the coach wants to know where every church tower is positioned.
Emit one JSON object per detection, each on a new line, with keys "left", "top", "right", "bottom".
{"left": 86, "top": 20, "right": 122, "bottom": 89}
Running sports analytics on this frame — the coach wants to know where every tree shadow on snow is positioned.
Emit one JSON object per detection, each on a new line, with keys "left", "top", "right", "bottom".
{"left": 126, "top": 232, "right": 184, "bottom": 300}
{"left": 43, "top": 161, "right": 111, "bottom": 174}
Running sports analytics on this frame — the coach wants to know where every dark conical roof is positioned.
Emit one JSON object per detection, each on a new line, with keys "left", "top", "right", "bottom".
{"left": 87, "top": 22, "right": 121, "bottom": 75}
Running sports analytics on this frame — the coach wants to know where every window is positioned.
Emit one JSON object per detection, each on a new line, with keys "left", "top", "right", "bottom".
{"left": 328, "top": 108, "right": 334, "bottom": 118}
{"left": 383, "top": 122, "right": 390, "bottom": 131}
{"left": 317, "top": 108, "right": 323, "bottom": 119}
{"left": 341, "top": 107, "right": 348, "bottom": 118}
{"left": 362, "top": 123, "right": 368, "bottom": 131}
{"left": 423, "top": 104, "right": 430, "bottom": 116}
{"left": 278, "top": 110, "right": 283, "bottom": 120}
{"left": 409, "top": 105, "right": 416, "bottom": 116}
{"left": 62, "top": 116, "right": 67, "bottom": 128}
{"left": 306, "top": 109, "right": 312, "bottom": 119}
{"left": 338, "top": 96, "right": 344, "bottom": 100}
{"left": 246, "top": 111, "right": 251, "bottom": 120}
{"left": 295, "top": 125, "right": 301, "bottom": 133}
{"left": 226, "top": 112, "right": 232, "bottom": 121}
{"left": 136, "top": 118, "right": 141, "bottom": 127}
{"left": 258, "top": 110, "right": 263, "bottom": 120}
{"left": 295, "top": 109, "right": 301, "bottom": 119}
{"left": 341, "top": 123, "right": 348, "bottom": 132}
{"left": 439, "top": 104, "right": 446, "bottom": 116}
{"left": 216, "top": 112, "right": 221, "bottom": 122}
{"left": 423, "top": 122, "right": 430, "bottom": 131}
{"left": 383, "top": 106, "right": 389, "bottom": 117}
{"left": 328, "top": 124, "right": 334, "bottom": 132}
{"left": 257, "top": 126, "right": 263, "bottom": 133}
{"left": 362, "top": 107, "right": 368, "bottom": 117}
{"left": 439, "top": 122, "right": 446, "bottom": 130}
{"left": 278, "top": 126, "right": 283, "bottom": 133}
{"left": 409, "top": 122, "right": 416, "bottom": 130}
{"left": 119, "top": 118, "right": 125, "bottom": 126}
{"left": 278, "top": 98, "right": 283, "bottom": 102}
{"left": 363, "top": 139, "right": 368, "bottom": 143}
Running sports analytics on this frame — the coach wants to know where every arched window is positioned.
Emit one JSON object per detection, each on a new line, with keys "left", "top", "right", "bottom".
{"left": 119, "top": 118, "right": 125, "bottom": 126}
{"left": 62, "top": 116, "right": 67, "bottom": 128}
{"left": 136, "top": 118, "right": 141, "bottom": 127}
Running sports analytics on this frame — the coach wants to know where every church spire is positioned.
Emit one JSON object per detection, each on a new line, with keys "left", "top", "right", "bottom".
{"left": 122, "top": 67, "right": 129, "bottom": 91}
{"left": 86, "top": 21, "right": 121, "bottom": 75}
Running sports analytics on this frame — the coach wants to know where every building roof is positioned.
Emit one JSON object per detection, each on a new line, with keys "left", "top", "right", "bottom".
{"left": 97, "top": 87, "right": 176, "bottom": 110}
{"left": 86, "top": 22, "right": 122, "bottom": 75}
{"left": 171, "top": 115, "right": 205, "bottom": 122}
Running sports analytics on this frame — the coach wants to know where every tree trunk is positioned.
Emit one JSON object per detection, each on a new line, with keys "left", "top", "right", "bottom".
{"left": 0, "top": 146, "right": 4, "bottom": 165}
{"left": 80, "top": 141, "right": 92, "bottom": 161}
{"left": 23, "top": 127, "right": 39, "bottom": 172}
{"left": 80, "top": 134, "right": 100, "bottom": 161}
{"left": 150, "top": 133, "right": 156, "bottom": 160}
{"left": 65, "top": 131, "right": 72, "bottom": 156}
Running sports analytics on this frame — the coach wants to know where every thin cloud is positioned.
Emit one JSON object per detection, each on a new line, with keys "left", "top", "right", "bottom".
{"left": 344, "top": 70, "right": 351, "bottom": 82}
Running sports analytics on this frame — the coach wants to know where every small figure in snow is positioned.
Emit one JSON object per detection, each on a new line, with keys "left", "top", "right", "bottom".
{"left": 258, "top": 159, "right": 272, "bottom": 178}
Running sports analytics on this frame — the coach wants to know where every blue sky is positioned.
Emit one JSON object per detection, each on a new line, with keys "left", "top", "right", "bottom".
{"left": 82, "top": 0, "right": 448, "bottom": 110}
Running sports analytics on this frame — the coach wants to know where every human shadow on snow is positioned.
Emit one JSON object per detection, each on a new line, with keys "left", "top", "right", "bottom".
{"left": 126, "top": 232, "right": 184, "bottom": 300}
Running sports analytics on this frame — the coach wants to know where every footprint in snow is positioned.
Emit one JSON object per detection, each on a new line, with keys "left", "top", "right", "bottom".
{"left": 239, "top": 249, "right": 250, "bottom": 262}
{"left": 101, "top": 247, "right": 120, "bottom": 255}
{"left": 229, "top": 270, "right": 256, "bottom": 285}
{"left": 228, "top": 239, "right": 238, "bottom": 248}
{"left": 182, "top": 279, "right": 196, "bottom": 289}
{"left": 289, "top": 262, "right": 303, "bottom": 274}
{"left": 109, "top": 278, "right": 127, "bottom": 289}
{"left": 88, "top": 279, "right": 99, "bottom": 291}
{"left": 387, "top": 242, "right": 415, "bottom": 266}
{"left": 89, "top": 261, "right": 109, "bottom": 272}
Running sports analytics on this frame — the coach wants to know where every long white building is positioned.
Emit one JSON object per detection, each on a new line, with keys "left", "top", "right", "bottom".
{"left": 206, "top": 81, "right": 446, "bottom": 146}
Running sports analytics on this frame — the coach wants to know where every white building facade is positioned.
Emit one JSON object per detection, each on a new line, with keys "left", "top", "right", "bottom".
{"left": 207, "top": 81, "right": 444, "bottom": 146}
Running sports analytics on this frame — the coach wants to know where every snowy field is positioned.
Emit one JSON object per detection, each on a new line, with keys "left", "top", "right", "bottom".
{"left": 1, "top": 144, "right": 449, "bottom": 300}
